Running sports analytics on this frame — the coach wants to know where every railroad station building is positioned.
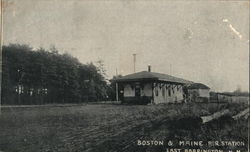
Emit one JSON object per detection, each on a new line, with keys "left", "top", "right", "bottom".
{"left": 113, "top": 66, "right": 193, "bottom": 104}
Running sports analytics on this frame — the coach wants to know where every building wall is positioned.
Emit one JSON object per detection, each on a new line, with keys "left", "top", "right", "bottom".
{"left": 198, "top": 89, "right": 210, "bottom": 98}
{"left": 122, "top": 82, "right": 152, "bottom": 104}
{"left": 153, "top": 83, "right": 184, "bottom": 104}
{"left": 141, "top": 83, "right": 153, "bottom": 96}
{"left": 124, "top": 84, "right": 135, "bottom": 97}
{"left": 122, "top": 82, "right": 185, "bottom": 104}
{"left": 188, "top": 89, "right": 209, "bottom": 102}
{"left": 123, "top": 83, "right": 152, "bottom": 97}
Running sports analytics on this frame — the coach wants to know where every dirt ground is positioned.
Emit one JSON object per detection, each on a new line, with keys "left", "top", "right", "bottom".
{"left": 0, "top": 103, "right": 248, "bottom": 152}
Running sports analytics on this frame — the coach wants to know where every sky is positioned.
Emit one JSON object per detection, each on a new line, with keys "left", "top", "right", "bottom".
{"left": 3, "top": 0, "right": 249, "bottom": 92}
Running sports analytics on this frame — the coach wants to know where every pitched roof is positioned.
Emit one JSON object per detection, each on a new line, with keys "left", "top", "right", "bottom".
{"left": 114, "top": 71, "right": 192, "bottom": 84}
{"left": 187, "top": 83, "right": 210, "bottom": 89}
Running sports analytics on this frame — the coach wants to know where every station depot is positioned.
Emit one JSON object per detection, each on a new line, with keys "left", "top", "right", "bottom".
{"left": 113, "top": 66, "right": 210, "bottom": 105}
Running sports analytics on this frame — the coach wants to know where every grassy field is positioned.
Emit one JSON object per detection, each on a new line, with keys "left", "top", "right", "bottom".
{"left": 0, "top": 102, "right": 248, "bottom": 152}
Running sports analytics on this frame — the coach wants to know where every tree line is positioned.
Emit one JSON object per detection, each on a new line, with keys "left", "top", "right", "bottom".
{"left": 1, "top": 44, "right": 114, "bottom": 105}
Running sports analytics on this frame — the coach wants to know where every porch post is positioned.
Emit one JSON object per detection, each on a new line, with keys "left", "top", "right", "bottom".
{"left": 116, "top": 82, "right": 119, "bottom": 101}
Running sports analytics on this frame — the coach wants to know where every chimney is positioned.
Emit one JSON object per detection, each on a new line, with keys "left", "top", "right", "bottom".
{"left": 148, "top": 65, "right": 151, "bottom": 72}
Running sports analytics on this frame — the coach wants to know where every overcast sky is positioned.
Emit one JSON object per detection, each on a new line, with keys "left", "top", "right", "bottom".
{"left": 3, "top": 0, "right": 249, "bottom": 92}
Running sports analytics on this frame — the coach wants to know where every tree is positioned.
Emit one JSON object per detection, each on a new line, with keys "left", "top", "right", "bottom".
{"left": 2, "top": 44, "right": 109, "bottom": 104}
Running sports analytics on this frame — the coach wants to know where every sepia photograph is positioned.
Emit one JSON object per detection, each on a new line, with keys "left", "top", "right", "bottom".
{"left": 0, "top": 0, "right": 249, "bottom": 152}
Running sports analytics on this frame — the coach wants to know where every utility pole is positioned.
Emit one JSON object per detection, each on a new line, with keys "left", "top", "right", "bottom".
{"left": 133, "top": 53, "right": 136, "bottom": 73}
{"left": 115, "top": 68, "right": 119, "bottom": 102}
{"left": 0, "top": 0, "right": 3, "bottom": 115}
{"left": 169, "top": 64, "right": 172, "bottom": 75}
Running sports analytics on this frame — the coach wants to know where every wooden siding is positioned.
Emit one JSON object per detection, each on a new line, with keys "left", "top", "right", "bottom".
{"left": 153, "top": 83, "right": 184, "bottom": 104}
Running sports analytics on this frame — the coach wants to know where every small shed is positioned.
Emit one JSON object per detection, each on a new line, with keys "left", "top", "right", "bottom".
{"left": 187, "top": 83, "right": 210, "bottom": 102}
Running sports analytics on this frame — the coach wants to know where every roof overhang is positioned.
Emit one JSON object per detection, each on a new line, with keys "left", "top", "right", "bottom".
{"left": 112, "top": 78, "right": 188, "bottom": 85}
